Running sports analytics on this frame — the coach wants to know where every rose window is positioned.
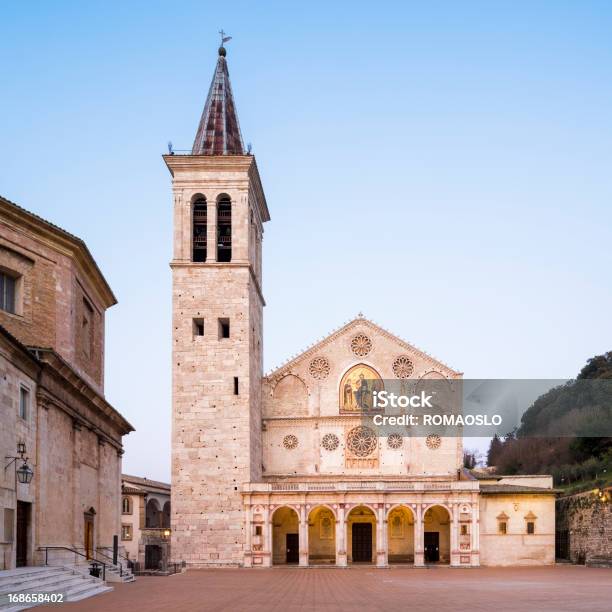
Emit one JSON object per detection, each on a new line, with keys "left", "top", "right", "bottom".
{"left": 392, "top": 355, "right": 414, "bottom": 379}
{"left": 283, "top": 434, "right": 299, "bottom": 450}
{"left": 309, "top": 357, "right": 330, "bottom": 380}
{"left": 321, "top": 433, "right": 340, "bottom": 451}
{"left": 346, "top": 426, "right": 377, "bottom": 457}
{"left": 425, "top": 434, "right": 441, "bottom": 450}
{"left": 387, "top": 433, "right": 403, "bottom": 449}
{"left": 350, "top": 334, "right": 372, "bottom": 357}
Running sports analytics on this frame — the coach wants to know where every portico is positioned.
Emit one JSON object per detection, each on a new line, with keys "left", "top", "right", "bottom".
{"left": 242, "top": 479, "right": 480, "bottom": 568}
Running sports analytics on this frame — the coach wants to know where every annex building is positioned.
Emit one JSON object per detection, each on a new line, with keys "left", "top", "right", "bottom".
{"left": 167, "top": 45, "right": 556, "bottom": 569}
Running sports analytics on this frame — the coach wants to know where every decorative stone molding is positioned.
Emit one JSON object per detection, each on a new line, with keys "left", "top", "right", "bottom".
{"left": 425, "top": 434, "right": 441, "bottom": 450}
{"left": 321, "top": 433, "right": 340, "bottom": 451}
{"left": 308, "top": 357, "right": 330, "bottom": 380}
{"left": 392, "top": 355, "right": 414, "bottom": 379}
{"left": 283, "top": 434, "right": 299, "bottom": 450}
{"left": 350, "top": 333, "right": 372, "bottom": 357}
{"left": 387, "top": 433, "right": 403, "bottom": 449}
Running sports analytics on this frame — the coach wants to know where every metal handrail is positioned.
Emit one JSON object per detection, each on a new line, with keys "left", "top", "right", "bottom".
{"left": 39, "top": 546, "right": 107, "bottom": 581}
{"left": 94, "top": 548, "right": 124, "bottom": 577}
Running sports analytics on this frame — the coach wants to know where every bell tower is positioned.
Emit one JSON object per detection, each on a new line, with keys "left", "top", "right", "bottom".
{"left": 165, "top": 42, "right": 270, "bottom": 567}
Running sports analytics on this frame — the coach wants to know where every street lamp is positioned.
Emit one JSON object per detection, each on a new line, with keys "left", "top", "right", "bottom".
{"left": 5, "top": 443, "right": 34, "bottom": 486}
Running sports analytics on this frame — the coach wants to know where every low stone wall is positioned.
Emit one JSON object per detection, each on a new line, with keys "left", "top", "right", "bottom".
{"left": 556, "top": 488, "right": 612, "bottom": 565}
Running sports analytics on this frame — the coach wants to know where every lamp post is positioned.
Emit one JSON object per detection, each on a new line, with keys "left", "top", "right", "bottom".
{"left": 5, "top": 443, "right": 34, "bottom": 486}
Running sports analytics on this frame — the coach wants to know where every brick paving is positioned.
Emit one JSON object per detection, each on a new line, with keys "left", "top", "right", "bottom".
{"left": 57, "top": 566, "right": 612, "bottom": 612}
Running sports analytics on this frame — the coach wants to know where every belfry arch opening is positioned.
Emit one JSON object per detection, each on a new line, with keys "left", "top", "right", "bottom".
{"left": 216, "top": 194, "right": 231, "bottom": 262}
{"left": 347, "top": 505, "right": 376, "bottom": 564}
{"left": 387, "top": 505, "right": 415, "bottom": 564}
{"left": 272, "top": 506, "right": 299, "bottom": 565}
{"left": 423, "top": 505, "right": 451, "bottom": 564}
{"left": 308, "top": 506, "right": 336, "bottom": 565}
{"left": 192, "top": 196, "right": 207, "bottom": 262}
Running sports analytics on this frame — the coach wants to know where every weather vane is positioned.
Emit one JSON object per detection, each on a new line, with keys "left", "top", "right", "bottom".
{"left": 219, "top": 29, "right": 232, "bottom": 48}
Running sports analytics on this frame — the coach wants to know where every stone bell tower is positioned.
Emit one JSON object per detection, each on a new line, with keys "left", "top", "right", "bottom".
{"left": 164, "top": 42, "right": 270, "bottom": 567}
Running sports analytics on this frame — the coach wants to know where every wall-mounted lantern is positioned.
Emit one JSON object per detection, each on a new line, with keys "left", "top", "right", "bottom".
{"left": 5, "top": 443, "right": 34, "bottom": 485}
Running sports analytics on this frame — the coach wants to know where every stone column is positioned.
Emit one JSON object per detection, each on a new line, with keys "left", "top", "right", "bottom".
{"left": 414, "top": 503, "right": 424, "bottom": 566}
{"left": 451, "top": 503, "right": 460, "bottom": 567}
{"left": 471, "top": 501, "right": 480, "bottom": 566}
{"left": 335, "top": 505, "right": 347, "bottom": 567}
{"left": 263, "top": 505, "right": 273, "bottom": 567}
{"left": 207, "top": 199, "right": 217, "bottom": 263}
{"left": 244, "top": 504, "right": 252, "bottom": 567}
{"left": 299, "top": 505, "right": 309, "bottom": 567}
{"left": 377, "top": 505, "right": 388, "bottom": 567}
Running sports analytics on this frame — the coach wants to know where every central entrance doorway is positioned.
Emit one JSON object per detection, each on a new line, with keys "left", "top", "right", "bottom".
{"left": 16, "top": 501, "right": 31, "bottom": 567}
{"left": 424, "top": 532, "right": 440, "bottom": 563}
{"left": 352, "top": 523, "right": 373, "bottom": 562}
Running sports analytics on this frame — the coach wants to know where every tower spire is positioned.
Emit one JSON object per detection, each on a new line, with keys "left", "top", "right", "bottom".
{"left": 192, "top": 38, "right": 244, "bottom": 155}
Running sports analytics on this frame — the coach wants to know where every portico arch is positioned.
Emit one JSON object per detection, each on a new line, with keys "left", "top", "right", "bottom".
{"left": 347, "top": 505, "right": 376, "bottom": 564}
{"left": 387, "top": 505, "right": 415, "bottom": 564}
{"left": 271, "top": 506, "right": 299, "bottom": 565}
{"left": 308, "top": 505, "right": 336, "bottom": 565}
{"left": 146, "top": 498, "right": 161, "bottom": 528}
{"left": 423, "top": 504, "right": 451, "bottom": 564}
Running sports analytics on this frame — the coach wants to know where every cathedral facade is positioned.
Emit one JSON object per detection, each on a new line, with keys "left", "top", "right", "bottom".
{"left": 167, "top": 46, "right": 556, "bottom": 569}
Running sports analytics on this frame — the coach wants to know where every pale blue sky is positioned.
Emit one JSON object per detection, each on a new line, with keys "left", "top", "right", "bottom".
{"left": 1, "top": 2, "right": 611, "bottom": 481}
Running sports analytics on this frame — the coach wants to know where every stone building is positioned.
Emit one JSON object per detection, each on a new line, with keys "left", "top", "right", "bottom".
{"left": 167, "top": 46, "right": 556, "bottom": 568}
{"left": 0, "top": 195, "right": 133, "bottom": 570}
{"left": 121, "top": 475, "right": 171, "bottom": 571}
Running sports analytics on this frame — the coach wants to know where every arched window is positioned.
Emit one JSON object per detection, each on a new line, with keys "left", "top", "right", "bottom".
{"left": 122, "top": 496, "right": 131, "bottom": 514}
{"left": 192, "top": 196, "right": 207, "bottom": 262}
{"left": 217, "top": 195, "right": 232, "bottom": 262}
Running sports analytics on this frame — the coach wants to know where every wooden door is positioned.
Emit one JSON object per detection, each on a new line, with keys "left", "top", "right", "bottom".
{"left": 352, "top": 523, "right": 373, "bottom": 562}
{"left": 286, "top": 533, "right": 299, "bottom": 564}
{"left": 424, "top": 531, "right": 440, "bottom": 563}
{"left": 84, "top": 511, "right": 95, "bottom": 559}
{"left": 16, "top": 501, "right": 30, "bottom": 567}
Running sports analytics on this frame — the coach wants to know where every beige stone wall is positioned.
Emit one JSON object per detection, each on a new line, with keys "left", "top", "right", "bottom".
{"left": 479, "top": 494, "right": 555, "bottom": 566}
{"left": 168, "top": 155, "right": 267, "bottom": 567}
{"left": 262, "top": 320, "right": 463, "bottom": 478}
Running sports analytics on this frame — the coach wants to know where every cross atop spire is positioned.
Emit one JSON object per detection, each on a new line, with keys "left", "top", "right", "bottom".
{"left": 192, "top": 38, "right": 244, "bottom": 156}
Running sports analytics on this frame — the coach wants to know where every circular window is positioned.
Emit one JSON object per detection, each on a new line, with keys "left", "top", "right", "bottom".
{"left": 392, "top": 355, "right": 414, "bottom": 379}
{"left": 346, "top": 426, "right": 377, "bottom": 457}
{"left": 321, "top": 433, "right": 340, "bottom": 451}
{"left": 387, "top": 433, "right": 403, "bottom": 449}
{"left": 425, "top": 434, "right": 441, "bottom": 450}
{"left": 350, "top": 334, "right": 372, "bottom": 357}
{"left": 309, "top": 357, "right": 330, "bottom": 379}
{"left": 283, "top": 434, "right": 299, "bottom": 450}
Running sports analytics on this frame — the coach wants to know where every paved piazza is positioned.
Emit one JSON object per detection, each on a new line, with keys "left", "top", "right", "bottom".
{"left": 58, "top": 567, "right": 612, "bottom": 612}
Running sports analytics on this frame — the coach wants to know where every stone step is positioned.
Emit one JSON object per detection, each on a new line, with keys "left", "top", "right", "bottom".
{"left": 0, "top": 566, "right": 113, "bottom": 611}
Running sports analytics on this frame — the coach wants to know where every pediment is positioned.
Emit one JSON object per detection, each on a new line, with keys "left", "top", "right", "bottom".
{"left": 265, "top": 315, "right": 460, "bottom": 387}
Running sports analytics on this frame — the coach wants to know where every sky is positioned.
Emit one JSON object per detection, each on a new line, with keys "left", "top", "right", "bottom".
{"left": 1, "top": 1, "right": 611, "bottom": 481}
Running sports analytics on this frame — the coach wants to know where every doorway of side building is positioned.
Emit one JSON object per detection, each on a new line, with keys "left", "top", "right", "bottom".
{"left": 423, "top": 505, "right": 451, "bottom": 564}
{"left": 16, "top": 501, "right": 31, "bottom": 567}
{"left": 347, "top": 506, "right": 376, "bottom": 564}
{"left": 387, "top": 505, "right": 415, "bottom": 564}
{"left": 145, "top": 544, "right": 162, "bottom": 570}
{"left": 271, "top": 506, "right": 299, "bottom": 565}
{"left": 84, "top": 508, "right": 95, "bottom": 560}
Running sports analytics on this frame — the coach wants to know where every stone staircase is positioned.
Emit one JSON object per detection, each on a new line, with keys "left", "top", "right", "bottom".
{"left": 0, "top": 566, "right": 113, "bottom": 611}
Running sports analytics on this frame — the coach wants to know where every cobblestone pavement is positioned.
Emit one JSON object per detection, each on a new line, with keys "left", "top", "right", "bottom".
{"left": 57, "top": 566, "right": 612, "bottom": 612}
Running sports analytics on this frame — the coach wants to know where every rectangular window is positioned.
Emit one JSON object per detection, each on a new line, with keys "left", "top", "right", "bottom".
{"left": 527, "top": 521, "right": 535, "bottom": 535}
{"left": 121, "top": 524, "right": 132, "bottom": 541}
{"left": 234, "top": 377, "right": 239, "bottom": 395}
{"left": 0, "top": 271, "right": 17, "bottom": 314}
{"left": 460, "top": 524, "right": 468, "bottom": 536}
{"left": 255, "top": 525, "right": 262, "bottom": 536}
{"left": 19, "top": 386, "right": 29, "bottom": 420}
{"left": 498, "top": 521, "right": 507, "bottom": 535}
{"left": 218, "top": 318, "right": 230, "bottom": 339}
{"left": 82, "top": 298, "right": 94, "bottom": 358}
{"left": 193, "top": 318, "right": 204, "bottom": 337}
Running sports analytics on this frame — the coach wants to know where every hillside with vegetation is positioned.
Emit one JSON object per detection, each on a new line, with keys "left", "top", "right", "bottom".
{"left": 487, "top": 352, "right": 612, "bottom": 494}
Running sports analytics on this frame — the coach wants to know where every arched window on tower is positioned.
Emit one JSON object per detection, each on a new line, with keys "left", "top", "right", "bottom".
{"left": 217, "top": 194, "right": 232, "bottom": 262}
{"left": 192, "top": 196, "right": 207, "bottom": 262}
